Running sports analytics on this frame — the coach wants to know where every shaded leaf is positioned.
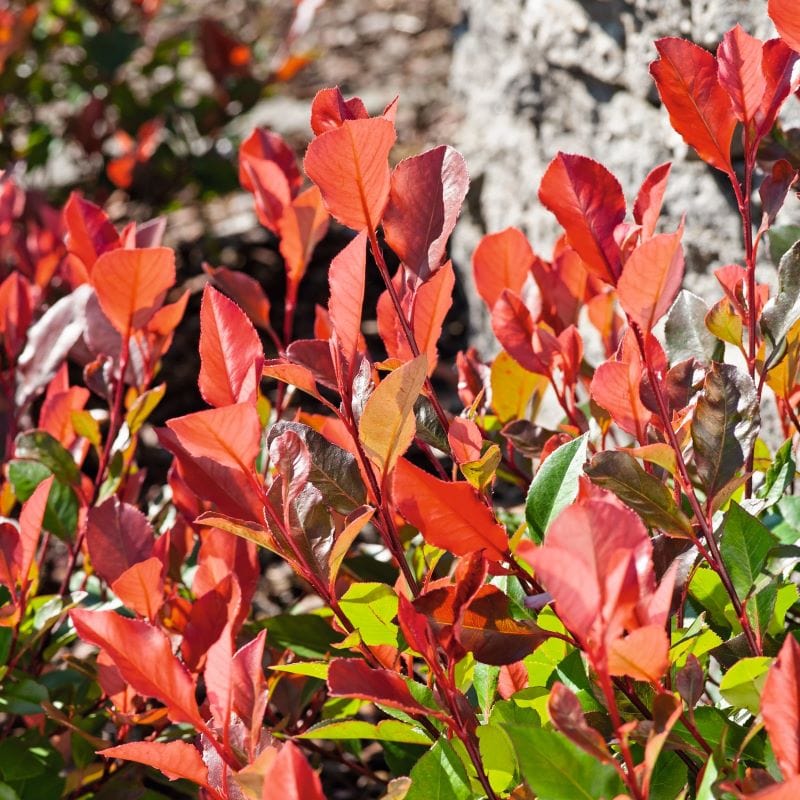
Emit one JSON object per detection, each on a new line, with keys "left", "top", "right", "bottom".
{"left": 665, "top": 290, "right": 717, "bottom": 364}
{"left": 720, "top": 502, "right": 776, "bottom": 599}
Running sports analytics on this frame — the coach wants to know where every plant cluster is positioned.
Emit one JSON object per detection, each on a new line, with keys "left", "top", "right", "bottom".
{"left": 3, "top": 2, "right": 800, "bottom": 799}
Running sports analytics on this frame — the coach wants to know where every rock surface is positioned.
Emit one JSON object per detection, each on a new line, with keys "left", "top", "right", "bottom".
{"left": 449, "top": 0, "right": 796, "bottom": 344}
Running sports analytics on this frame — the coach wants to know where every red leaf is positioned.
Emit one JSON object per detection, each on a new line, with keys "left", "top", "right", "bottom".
{"left": 304, "top": 117, "right": 396, "bottom": 231}
{"left": 243, "top": 159, "right": 293, "bottom": 234}
{"left": 18, "top": 476, "right": 53, "bottom": 592}
{"left": 86, "top": 496, "right": 155, "bottom": 585}
{"left": 205, "top": 619, "right": 235, "bottom": 732}
{"left": 239, "top": 128, "right": 301, "bottom": 196}
{"left": 756, "top": 39, "right": 800, "bottom": 140}
{"left": 100, "top": 741, "right": 211, "bottom": 788}
{"left": 590, "top": 355, "right": 651, "bottom": 441}
{"left": 607, "top": 624, "right": 669, "bottom": 682}
{"left": 633, "top": 163, "right": 671, "bottom": 241}
{"left": 491, "top": 290, "right": 559, "bottom": 376}
{"left": 180, "top": 577, "right": 232, "bottom": 671}
{"left": 166, "top": 404, "right": 261, "bottom": 473}
{"left": 472, "top": 227, "right": 535, "bottom": 310}
{"left": 617, "top": 228, "right": 685, "bottom": 333}
{"left": 199, "top": 284, "right": 264, "bottom": 408}
{"left": 328, "top": 231, "right": 368, "bottom": 390}
{"left": 382, "top": 145, "right": 469, "bottom": 280}
{"left": 410, "top": 262, "right": 455, "bottom": 373}
{"left": 769, "top": 0, "right": 800, "bottom": 54}
{"left": 111, "top": 557, "right": 164, "bottom": 622}
{"left": 328, "top": 658, "right": 444, "bottom": 718}
{"left": 498, "top": 662, "right": 529, "bottom": 699}
{"left": 39, "top": 386, "right": 90, "bottom": 448}
{"left": 262, "top": 742, "right": 326, "bottom": 800}
{"left": 231, "top": 629, "right": 268, "bottom": 740}
{"left": 538, "top": 153, "right": 626, "bottom": 284}
{"left": 391, "top": 458, "right": 508, "bottom": 561}
{"left": 70, "top": 608, "right": 205, "bottom": 727}
{"left": 204, "top": 264, "right": 272, "bottom": 331}
{"left": 91, "top": 247, "right": 176, "bottom": 335}
{"left": 548, "top": 682, "right": 613, "bottom": 762}
{"left": 448, "top": 417, "right": 483, "bottom": 465}
{"left": 763, "top": 635, "right": 800, "bottom": 778}
{"left": 63, "top": 192, "right": 120, "bottom": 279}
{"left": 0, "top": 271, "right": 34, "bottom": 360}
{"left": 650, "top": 38, "right": 737, "bottom": 173}
{"left": 717, "top": 25, "right": 767, "bottom": 125}
{"left": 278, "top": 186, "right": 329, "bottom": 302}
{"left": 310, "top": 87, "right": 369, "bottom": 136}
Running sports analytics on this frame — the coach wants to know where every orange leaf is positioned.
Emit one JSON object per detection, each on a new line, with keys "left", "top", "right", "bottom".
{"left": 167, "top": 404, "right": 261, "bottom": 473}
{"left": 763, "top": 635, "right": 800, "bottom": 778}
{"left": 618, "top": 228, "right": 685, "bottom": 333}
{"left": 111, "top": 557, "right": 165, "bottom": 622}
{"left": 538, "top": 153, "right": 625, "bottom": 284}
{"left": 717, "top": 25, "right": 767, "bottom": 125}
{"left": 472, "top": 227, "right": 534, "bottom": 310}
{"left": 650, "top": 38, "right": 736, "bottom": 173}
{"left": 358, "top": 355, "right": 427, "bottom": 478}
{"left": 100, "top": 741, "right": 211, "bottom": 788}
{"left": 304, "top": 117, "right": 396, "bottom": 231}
{"left": 607, "top": 625, "right": 669, "bottom": 682}
{"left": 199, "top": 284, "right": 264, "bottom": 408}
{"left": 204, "top": 264, "right": 272, "bottom": 330}
{"left": 590, "top": 360, "right": 651, "bottom": 440}
{"left": 91, "top": 247, "right": 175, "bottom": 335}
{"left": 278, "top": 185, "right": 329, "bottom": 301}
{"left": 262, "top": 742, "right": 327, "bottom": 800}
{"left": 391, "top": 457, "right": 508, "bottom": 561}
{"left": 63, "top": 192, "right": 120, "bottom": 279}
{"left": 769, "top": 0, "right": 800, "bottom": 54}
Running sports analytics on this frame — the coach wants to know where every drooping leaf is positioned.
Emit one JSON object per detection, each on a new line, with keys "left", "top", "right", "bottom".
{"left": 166, "top": 404, "right": 262, "bottom": 473}
{"left": 525, "top": 433, "right": 588, "bottom": 542}
{"left": 650, "top": 37, "right": 737, "bottom": 173}
{"left": 717, "top": 25, "right": 767, "bottom": 126}
{"left": 538, "top": 153, "right": 626, "bottom": 284}
{"left": 328, "top": 231, "right": 368, "bottom": 390}
{"left": 762, "top": 635, "right": 800, "bottom": 778}
{"left": 70, "top": 609, "right": 205, "bottom": 728}
{"left": 618, "top": 228, "right": 685, "bottom": 334}
{"left": 91, "top": 247, "right": 175, "bottom": 334}
{"left": 757, "top": 39, "right": 800, "bottom": 141}
{"left": 472, "top": 227, "right": 535, "bottom": 310}
{"left": 665, "top": 290, "right": 717, "bottom": 364}
{"left": 769, "top": 0, "right": 800, "bottom": 54}
{"left": 198, "top": 284, "right": 264, "bottom": 408}
{"left": 382, "top": 145, "right": 469, "bottom": 280}
{"left": 392, "top": 458, "right": 508, "bottom": 561}
{"left": 720, "top": 502, "right": 776, "bottom": 599}
{"left": 86, "top": 497, "right": 154, "bottom": 585}
{"left": 204, "top": 263, "right": 272, "bottom": 330}
{"left": 359, "top": 355, "right": 428, "bottom": 479}
{"left": 304, "top": 117, "right": 396, "bottom": 231}
{"left": 585, "top": 451, "right": 694, "bottom": 537}
{"left": 691, "top": 363, "right": 759, "bottom": 498}
{"left": 99, "top": 741, "right": 211, "bottom": 788}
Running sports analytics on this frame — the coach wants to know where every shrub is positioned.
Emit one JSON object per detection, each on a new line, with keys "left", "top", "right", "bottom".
{"left": 3, "top": 3, "right": 800, "bottom": 800}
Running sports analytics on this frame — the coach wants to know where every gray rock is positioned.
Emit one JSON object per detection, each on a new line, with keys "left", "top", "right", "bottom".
{"left": 449, "top": 0, "right": 796, "bottom": 347}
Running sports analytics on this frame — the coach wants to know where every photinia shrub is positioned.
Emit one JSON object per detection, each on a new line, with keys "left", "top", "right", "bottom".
{"left": 3, "top": 3, "right": 800, "bottom": 799}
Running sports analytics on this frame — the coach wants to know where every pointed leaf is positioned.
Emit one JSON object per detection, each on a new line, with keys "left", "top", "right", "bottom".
{"left": 548, "top": 682, "right": 612, "bottom": 763}
{"left": 538, "top": 153, "right": 625, "bottom": 284}
{"left": 665, "top": 290, "right": 718, "bottom": 363}
{"left": 63, "top": 192, "right": 120, "bottom": 277}
{"left": 70, "top": 608, "right": 204, "bottom": 727}
{"left": 405, "top": 739, "right": 472, "bottom": 800}
{"left": 763, "top": 635, "right": 800, "bottom": 778}
{"left": 91, "top": 247, "right": 175, "bottom": 334}
{"left": 410, "top": 262, "right": 455, "bottom": 373}
{"left": 304, "top": 117, "right": 396, "bottom": 231}
{"left": 204, "top": 264, "right": 272, "bottom": 330}
{"left": 762, "top": 241, "right": 800, "bottom": 354}
{"left": 111, "top": 557, "right": 164, "bottom": 621}
{"left": 278, "top": 185, "right": 329, "bottom": 300}
{"left": 392, "top": 458, "right": 508, "bottom": 561}
{"left": 717, "top": 25, "right": 767, "bottom": 125}
{"left": 585, "top": 451, "right": 694, "bottom": 536}
{"left": 472, "top": 227, "right": 535, "bottom": 310}
{"left": 607, "top": 625, "right": 670, "bottom": 682}
{"left": 691, "top": 363, "right": 759, "bottom": 498}
{"left": 633, "top": 162, "right": 671, "bottom": 241}
{"left": 100, "top": 741, "right": 210, "bottom": 788}
{"left": 650, "top": 38, "right": 736, "bottom": 173}
{"left": 618, "top": 229, "right": 685, "bottom": 334}
{"left": 720, "top": 502, "right": 776, "bottom": 599}
{"left": 358, "top": 355, "right": 427, "bottom": 478}
{"left": 199, "top": 284, "right": 264, "bottom": 407}
{"left": 525, "top": 433, "right": 589, "bottom": 542}
{"left": 383, "top": 145, "right": 469, "bottom": 280}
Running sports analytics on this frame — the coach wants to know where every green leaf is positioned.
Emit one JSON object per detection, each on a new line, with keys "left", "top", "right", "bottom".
{"left": 477, "top": 724, "right": 516, "bottom": 794}
{"left": 691, "top": 364, "right": 759, "bottom": 499}
{"left": 762, "top": 240, "right": 800, "bottom": 363}
{"left": 758, "top": 439, "right": 796, "bottom": 508}
{"left": 696, "top": 757, "right": 718, "bottom": 800}
{"left": 769, "top": 583, "right": 798, "bottom": 635}
{"left": 473, "top": 663, "right": 500, "bottom": 718}
{"left": 269, "top": 662, "right": 329, "bottom": 680}
{"left": 338, "top": 582, "right": 399, "bottom": 647}
{"left": 7, "top": 462, "right": 78, "bottom": 542}
{"left": 688, "top": 569, "right": 730, "bottom": 632}
{"left": 13, "top": 431, "right": 80, "bottom": 486}
{"left": 720, "top": 502, "right": 776, "bottom": 599}
{"left": 665, "top": 290, "right": 717, "bottom": 364}
{"left": 526, "top": 433, "right": 588, "bottom": 542}
{"left": 298, "top": 718, "right": 430, "bottom": 744}
{"left": 503, "top": 725, "right": 624, "bottom": 800}
{"left": 769, "top": 226, "right": 800, "bottom": 265}
{"left": 260, "top": 614, "right": 341, "bottom": 659}
{"left": 0, "top": 679, "right": 49, "bottom": 716}
{"left": 719, "top": 656, "right": 771, "bottom": 715}
{"left": 404, "top": 739, "right": 472, "bottom": 800}
{"left": 584, "top": 451, "right": 693, "bottom": 536}
{"left": 648, "top": 750, "right": 687, "bottom": 800}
